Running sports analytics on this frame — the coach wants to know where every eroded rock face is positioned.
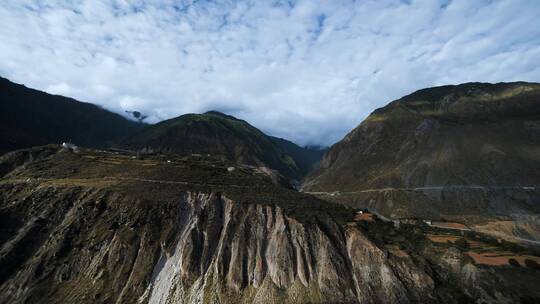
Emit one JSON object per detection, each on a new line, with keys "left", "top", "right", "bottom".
{"left": 1, "top": 181, "right": 537, "bottom": 304}
{"left": 0, "top": 181, "right": 446, "bottom": 304}
{"left": 142, "top": 192, "right": 434, "bottom": 304}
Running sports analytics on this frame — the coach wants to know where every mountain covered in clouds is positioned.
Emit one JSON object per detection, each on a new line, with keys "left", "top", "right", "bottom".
{"left": 0, "top": 77, "right": 324, "bottom": 181}
{"left": 0, "top": 77, "right": 143, "bottom": 154}
{"left": 1, "top": 76, "right": 540, "bottom": 303}
{"left": 122, "top": 110, "right": 323, "bottom": 181}
{"left": 303, "top": 81, "right": 540, "bottom": 241}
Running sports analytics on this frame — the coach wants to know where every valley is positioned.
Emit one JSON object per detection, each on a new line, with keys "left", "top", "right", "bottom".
{"left": 1, "top": 146, "right": 539, "bottom": 303}
{"left": 0, "top": 79, "right": 539, "bottom": 303}
{"left": 1, "top": 1, "right": 539, "bottom": 302}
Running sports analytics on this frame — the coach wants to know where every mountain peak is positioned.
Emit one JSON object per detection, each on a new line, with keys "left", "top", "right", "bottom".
{"left": 366, "top": 81, "right": 540, "bottom": 124}
{"left": 203, "top": 110, "right": 241, "bottom": 121}
{"left": 400, "top": 81, "right": 540, "bottom": 104}
{"left": 123, "top": 111, "right": 314, "bottom": 180}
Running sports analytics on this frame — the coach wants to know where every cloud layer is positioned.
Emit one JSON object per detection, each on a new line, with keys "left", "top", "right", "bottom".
{"left": 1, "top": 0, "right": 539, "bottom": 146}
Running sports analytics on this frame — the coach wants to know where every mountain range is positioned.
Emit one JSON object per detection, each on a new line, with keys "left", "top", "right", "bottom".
{"left": 0, "top": 77, "right": 325, "bottom": 182}
{"left": 0, "top": 77, "right": 539, "bottom": 303}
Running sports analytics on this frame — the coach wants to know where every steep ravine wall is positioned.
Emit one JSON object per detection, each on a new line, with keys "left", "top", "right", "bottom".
{"left": 141, "top": 193, "right": 436, "bottom": 304}
{"left": 0, "top": 183, "right": 523, "bottom": 303}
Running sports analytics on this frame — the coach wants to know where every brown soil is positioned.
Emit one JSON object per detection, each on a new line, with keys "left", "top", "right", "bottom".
{"left": 432, "top": 222, "right": 469, "bottom": 230}
{"left": 426, "top": 234, "right": 460, "bottom": 243}
{"left": 389, "top": 248, "right": 409, "bottom": 258}
{"left": 467, "top": 252, "right": 540, "bottom": 266}
{"left": 355, "top": 212, "right": 374, "bottom": 222}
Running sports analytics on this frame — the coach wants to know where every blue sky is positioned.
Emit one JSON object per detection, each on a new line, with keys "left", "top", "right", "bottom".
{"left": 1, "top": 0, "right": 540, "bottom": 146}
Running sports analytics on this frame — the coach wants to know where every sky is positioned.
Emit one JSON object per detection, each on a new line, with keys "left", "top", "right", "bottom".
{"left": 1, "top": 0, "right": 540, "bottom": 146}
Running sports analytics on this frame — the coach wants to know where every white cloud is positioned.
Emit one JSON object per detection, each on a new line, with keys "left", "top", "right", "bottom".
{"left": 46, "top": 82, "right": 73, "bottom": 96}
{"left": 1, "top": 0, "right": 539, "bottom": 146}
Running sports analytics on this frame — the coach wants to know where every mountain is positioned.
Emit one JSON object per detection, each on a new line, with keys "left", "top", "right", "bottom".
{"left": 122, "top": 111, "right": 319, "bottom": 181}
{"left": 269, "top": 136, "right": 328, "bottom": 176}
{"left": 0, "top": 77, "right": 143, "bottom": 154}
{"left": 303, "top": 82, "right": 540, "bottom": 241}
{"left": 1, "top": 145, "right": 539, "bottom": 303}
{"left": 0, "top": 77, "right": 324, "bottom": 181}
{"left": 0, "top": 76, "right": 325, "bottom": 181}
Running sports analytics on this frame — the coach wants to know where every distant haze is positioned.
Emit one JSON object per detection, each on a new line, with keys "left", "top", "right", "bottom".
{"left": 1, "top": 0, "right": 539, "bottom": 146}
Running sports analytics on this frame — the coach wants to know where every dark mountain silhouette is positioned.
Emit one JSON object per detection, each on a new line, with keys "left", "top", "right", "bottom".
{"left": 0, "top": 77, "right": 143, "bottom": 154}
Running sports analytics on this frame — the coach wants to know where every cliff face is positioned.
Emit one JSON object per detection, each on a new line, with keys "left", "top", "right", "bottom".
{"left": 303, "top": 82, "right": 540, "bottom": 240}
{"left": 142, "top": 193, "right": 433, "bottom": 304}
{"left": 0, "top": 185, "right": 506, "bottom": 304}
{"left": 3, "top": 187, "right": 540, "bottom": 304}
{"left": 0, "top": 184, "right": 434, "bottom": 304}
{"left": 1, "top": 146, "right": 539, "bottom": 303}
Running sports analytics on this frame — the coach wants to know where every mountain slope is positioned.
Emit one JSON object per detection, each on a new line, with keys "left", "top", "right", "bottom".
{"left": 1, "top": 146, "right": 539, "bottom": 303}
{"left": 303, "top": 82, "right": 540, "bottom": 241}
{"left": 0, "top": 77, "right": 143, "bottom": 154}
{"left": 269, "top": 136, "right": 327, "bottom": 177}
{"left": 123, "top": 111, "right": 314, "bottom": 181}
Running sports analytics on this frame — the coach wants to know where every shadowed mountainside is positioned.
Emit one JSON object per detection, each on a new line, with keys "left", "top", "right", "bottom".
{"left": 269, "top": 136, "right": 327, "bottom": 176}
{"left": 0, "top": 77, "right": 143, "bottom": 154}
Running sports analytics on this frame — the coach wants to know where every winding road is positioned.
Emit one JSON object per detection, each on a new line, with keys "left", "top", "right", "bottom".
{"left": 305, "top": 185, "right": 538, "bottom": 196}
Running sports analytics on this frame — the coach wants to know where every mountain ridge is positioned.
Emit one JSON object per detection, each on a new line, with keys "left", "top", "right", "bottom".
{"left": 0, "top": 77, "right": 324, "bottom": 182}
{"left": 122, "top": 110, "right": 322, "bottom": 181}
{"left": 0, "top": 76, "right": 144, "bottom": 154}
{"left": 303, "top": 81, "right": 540, "bottom": 242}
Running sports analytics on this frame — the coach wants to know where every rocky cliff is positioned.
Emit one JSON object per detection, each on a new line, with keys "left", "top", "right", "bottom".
{"left": 1, "top": 146, "right": 539, "bottom": 303}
